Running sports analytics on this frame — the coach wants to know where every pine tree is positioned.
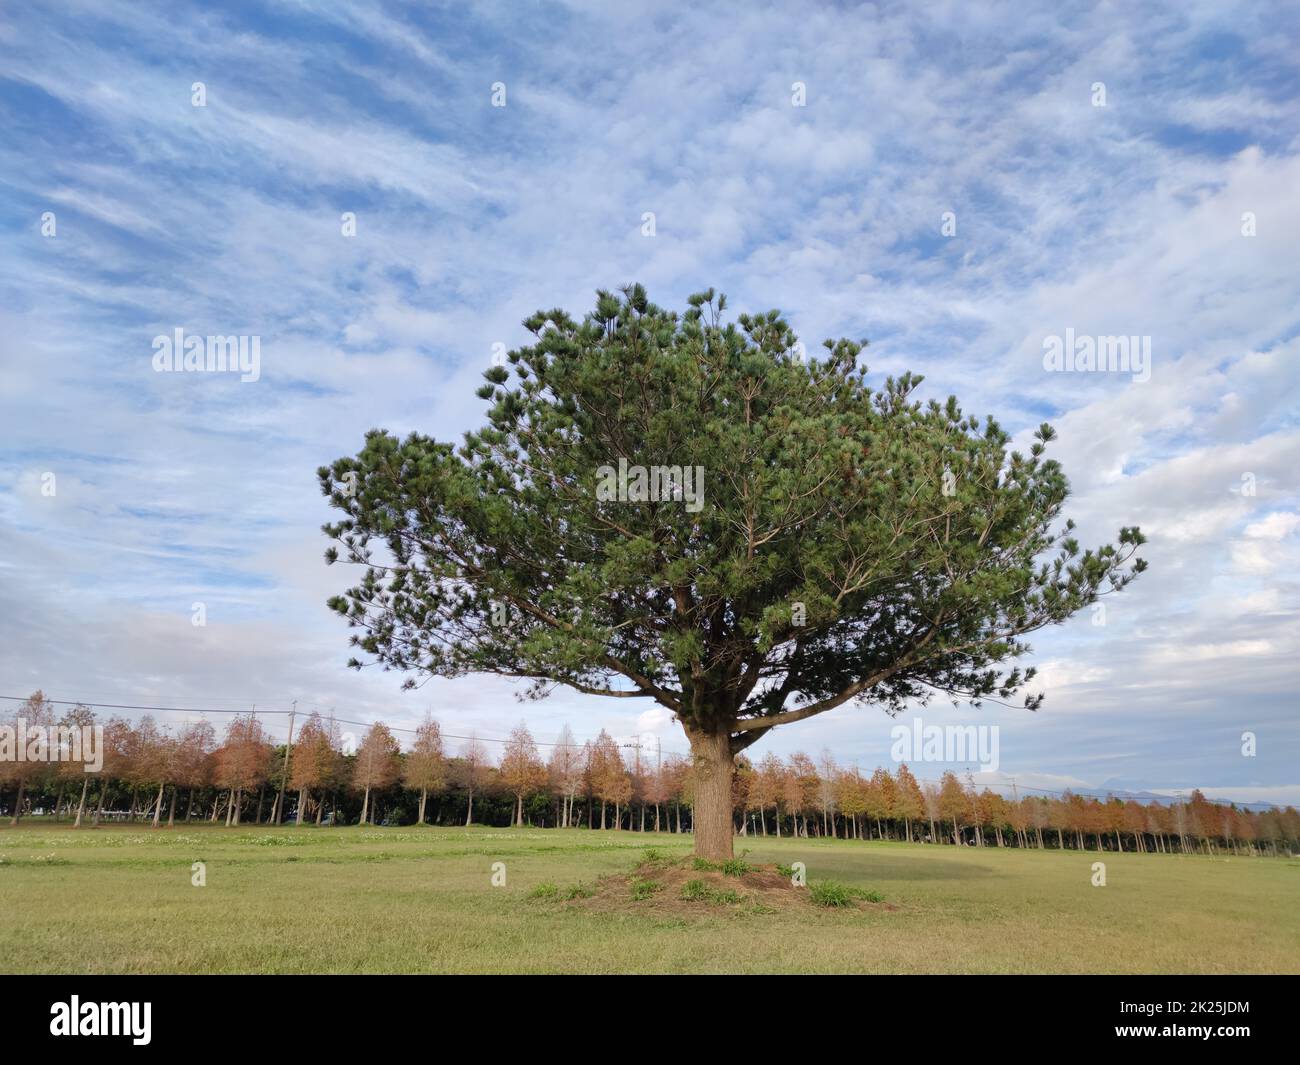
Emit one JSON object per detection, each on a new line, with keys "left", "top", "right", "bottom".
{"left": 321, "top": 286, "right": 1146, "bottom": 858}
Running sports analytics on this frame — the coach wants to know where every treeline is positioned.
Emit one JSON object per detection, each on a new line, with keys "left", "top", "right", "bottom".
{"left": 3, "top": 692, "right": 1297, "bottom": 856}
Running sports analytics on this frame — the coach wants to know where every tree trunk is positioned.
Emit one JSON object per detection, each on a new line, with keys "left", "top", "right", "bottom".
{"left": 167, "top": 787, "right": 177, "bottom": 827}
{"left": 687, "top": 729, "right": 734, "bottom": 860}
{"left": 418, "top": 787, "right": 427, "bottom": 825}
{"left": 151, "top": 781, "right": 166, "bottom": 828}
{"left": 74, "top": 777, "right": 90, "bottom": 828}
{"left": 297, "top": 788, "right": 307, "bottom": 826}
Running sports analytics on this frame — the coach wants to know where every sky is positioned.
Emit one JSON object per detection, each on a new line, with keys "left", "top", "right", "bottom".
{"left": 1, "top": 1, "right": 1298, "bottom": 806}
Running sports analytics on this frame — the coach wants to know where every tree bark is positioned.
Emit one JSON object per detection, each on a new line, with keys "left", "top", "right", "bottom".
{"left": 74, "top": 777, "right": 89, "bottom": 828}
{"left": 687, "top": 728, "right": 735, "bottom": 860}
{"left": 151, "top": 781, "right": 165, "bottom": 828}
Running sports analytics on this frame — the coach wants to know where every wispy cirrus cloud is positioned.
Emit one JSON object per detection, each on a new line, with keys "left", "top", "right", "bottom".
{"left": 1, "top": 0, "right": 1296, "bottom": 801}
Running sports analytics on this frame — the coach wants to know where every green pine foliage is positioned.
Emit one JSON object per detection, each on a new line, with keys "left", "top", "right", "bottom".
{"left": 320, "top": 285, "right": 1145, "bottom": 750}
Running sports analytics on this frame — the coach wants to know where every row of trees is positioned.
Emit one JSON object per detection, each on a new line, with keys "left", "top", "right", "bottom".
{"left": 734, "top": 756, "right": 1299, "bottom": 856}
{"left": 3, "top": 693, "right": 1296, "bottom": 856}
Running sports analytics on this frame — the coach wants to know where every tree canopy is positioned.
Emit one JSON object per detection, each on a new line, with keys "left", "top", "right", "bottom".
{"left": 319, "top": 285, "right": 1145, "bottom": 856}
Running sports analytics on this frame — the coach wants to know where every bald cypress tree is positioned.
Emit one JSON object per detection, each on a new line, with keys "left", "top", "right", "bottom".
{"left": 321, "top": 285, "right": 1145, "bottom": 858}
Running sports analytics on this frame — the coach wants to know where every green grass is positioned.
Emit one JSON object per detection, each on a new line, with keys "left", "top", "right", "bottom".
{"left": 692, "top": 855, "right": 753, "bottom": 877}
{"left": 0, "top": 823, "right": 1295, "bottom": 973}
{"left": 629, "top": 877, "right": 663, "bottom": 901}
{"left": 679, "top": 878, "right": 743, "bottom": 904}
{"left": 809, "top": 880, "right": 884, "bottom": 906}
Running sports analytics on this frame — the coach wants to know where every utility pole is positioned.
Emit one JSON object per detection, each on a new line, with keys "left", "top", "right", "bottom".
{"left": 276, "top": 700, "right": 296, "bottom": 825}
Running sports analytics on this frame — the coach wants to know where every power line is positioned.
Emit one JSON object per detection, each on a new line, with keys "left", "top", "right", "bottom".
{"left": 0, "top": 694, "right": 1280, "bottom": 810}
{"left": 0, "top": 694, "right": 659, "bottom": 752}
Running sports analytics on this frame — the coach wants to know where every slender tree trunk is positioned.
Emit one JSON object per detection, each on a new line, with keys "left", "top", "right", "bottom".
{"left": 185, "top": 788, "right": 195, "bottom": 822}
{"left": 167, "top": 787, "right": 177, "bottom": 828}
{"left": 465, "top": 788, "right": 473, "bottom": 826}
{"left": 418, "top": 787, "right": 427, "bottom": 825}
{"left": 151, "top": 781, "right": 166, "bottom": 828}
{"left": 74, "top": 777, "right": 89, "bottom": 828}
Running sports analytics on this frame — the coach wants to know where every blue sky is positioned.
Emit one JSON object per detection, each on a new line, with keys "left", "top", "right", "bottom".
{"left": 2, "top": 1, "right": 1298, "bottom": 804}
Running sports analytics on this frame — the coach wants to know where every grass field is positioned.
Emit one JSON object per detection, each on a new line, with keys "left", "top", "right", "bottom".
{"left": 1, "top": 823, "right": 1296, "bottom": 974}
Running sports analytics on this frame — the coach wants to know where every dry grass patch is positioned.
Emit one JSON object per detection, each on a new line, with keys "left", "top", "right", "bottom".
{"left": 561, "top": 849, "right": 891, "bottom": 918}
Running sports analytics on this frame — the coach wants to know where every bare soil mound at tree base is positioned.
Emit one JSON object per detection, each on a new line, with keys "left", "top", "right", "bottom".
{"left": 560, "top": 854, "right": 897, "bottom": 918}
